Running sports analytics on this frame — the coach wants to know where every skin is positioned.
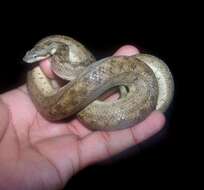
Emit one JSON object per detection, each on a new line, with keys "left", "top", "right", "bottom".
{"left": 0, "top": 46, "right": 165, "bottom": 190}
{"left": 24, "top": 35, "right": 174, "bottom": 130}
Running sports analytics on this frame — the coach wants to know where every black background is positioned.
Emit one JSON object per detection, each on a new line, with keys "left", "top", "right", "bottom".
{"left": 0, "top": 2, "right": 197, "bottom": 189}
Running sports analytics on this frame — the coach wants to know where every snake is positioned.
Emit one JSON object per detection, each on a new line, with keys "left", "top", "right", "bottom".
{"left": 23, "top": 35, "right": 174, "bottom": 131}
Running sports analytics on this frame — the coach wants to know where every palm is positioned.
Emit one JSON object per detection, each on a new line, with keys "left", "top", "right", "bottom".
{"left": 0, "top": 46, "right": 165, "bottom": 190}
{"left": 0, "top": 85, "right": 89, "bottom": 189}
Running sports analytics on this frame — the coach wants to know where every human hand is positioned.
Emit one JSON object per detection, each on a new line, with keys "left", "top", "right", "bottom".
{"left": 0, "top": 45, "right": 165, "bottom": 190}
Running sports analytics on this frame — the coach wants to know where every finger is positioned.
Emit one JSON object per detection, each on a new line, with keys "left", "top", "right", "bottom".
{"left": 106, "top": 45, "right": 140, "bottom": 101}
{"left": 79, "top": 111, "right": 165, "bottom": 168}
{"left": 0, "top": 98, "right": 9, "bottom": 139}
{"left": 114, "top": 45, "right": 139, "bottom": 56}
{"left": 39, "top": 59, "right": 55, "bottom": 79}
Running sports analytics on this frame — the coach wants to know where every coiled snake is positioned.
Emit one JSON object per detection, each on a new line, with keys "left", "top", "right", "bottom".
{"left": 23, "top": 35, "right": 174, "bottom": 131}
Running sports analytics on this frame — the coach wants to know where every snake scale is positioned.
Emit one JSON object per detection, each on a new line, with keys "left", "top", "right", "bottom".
{"left": 23, "top": 35, "right": 174, "bottom": 131}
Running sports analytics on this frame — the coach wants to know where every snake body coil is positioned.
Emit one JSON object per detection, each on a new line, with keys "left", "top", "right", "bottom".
{"left": 23, "top": 35, "right": 174, "bottom": 131}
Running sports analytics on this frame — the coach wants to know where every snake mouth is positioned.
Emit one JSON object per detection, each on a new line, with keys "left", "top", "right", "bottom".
{"left": 23, "top": 50, "right": 51, "bottom": 63}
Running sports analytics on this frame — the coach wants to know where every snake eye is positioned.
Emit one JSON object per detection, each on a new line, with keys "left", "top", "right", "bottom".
{"left": 50, "top": 48, "right": 57, "bottom": 55}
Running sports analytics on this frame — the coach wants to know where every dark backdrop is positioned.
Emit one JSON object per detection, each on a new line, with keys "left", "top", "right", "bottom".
{"left": 0, "top": 3, "right": 195, "bottom": 189}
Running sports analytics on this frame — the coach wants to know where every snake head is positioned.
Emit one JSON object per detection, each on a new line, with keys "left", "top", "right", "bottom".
{"left": 23, "top": 42, "right": 59, "bottom": 63}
